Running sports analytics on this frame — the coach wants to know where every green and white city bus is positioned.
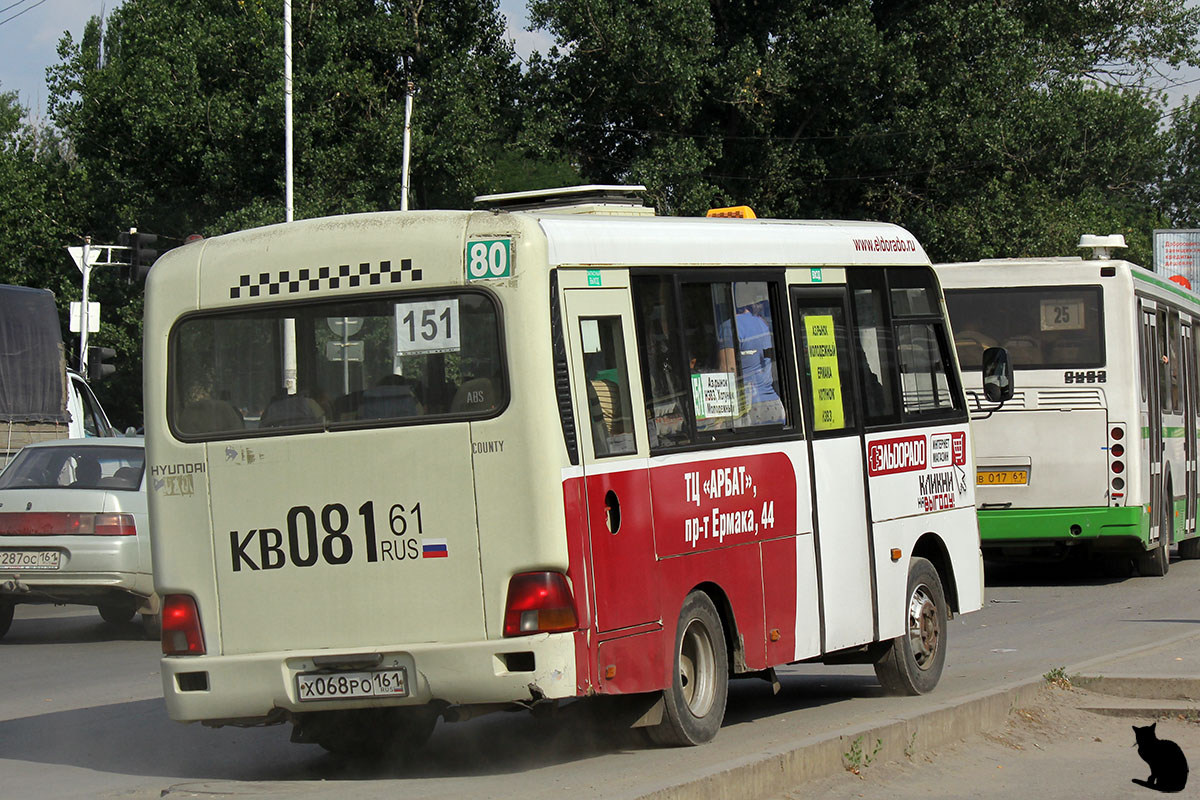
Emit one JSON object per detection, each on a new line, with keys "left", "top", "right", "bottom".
{"left": 936, "top": 236, "right": 1200, "bottom": 575}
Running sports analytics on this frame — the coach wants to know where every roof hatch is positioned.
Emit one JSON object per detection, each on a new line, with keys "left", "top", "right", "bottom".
{"left": 474, "top": 185, "right": 655, "bottom": 216}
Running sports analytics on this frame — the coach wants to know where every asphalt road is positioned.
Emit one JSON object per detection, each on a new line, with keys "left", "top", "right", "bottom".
{"left": 2, "top": 556, "right": 1199, "bottom": 800}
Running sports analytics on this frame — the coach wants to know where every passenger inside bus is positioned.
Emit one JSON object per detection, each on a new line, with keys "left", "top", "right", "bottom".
{"left": 717, "top": 285, "right": 785, "bottom": 426}
{"left": 360, "top": 374, "right": 423, "bottom": 419}
{"left": 259, "top": 394, "right": 325, "bottom": 428}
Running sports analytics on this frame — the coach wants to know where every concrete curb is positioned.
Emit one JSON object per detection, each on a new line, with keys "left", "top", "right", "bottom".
{"left": 1074, "top": 676, "right": 1200, "bottom": 700}
{"left": 634, "top": 629, "right": 1200, "bottom": 800}
{"left": 634, "top": 678, "right": 1046, "bottom": 800}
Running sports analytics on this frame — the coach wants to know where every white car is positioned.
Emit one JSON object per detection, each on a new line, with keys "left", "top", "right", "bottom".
{"left": 0, "top": 438, "right": 157, "bottom": 639}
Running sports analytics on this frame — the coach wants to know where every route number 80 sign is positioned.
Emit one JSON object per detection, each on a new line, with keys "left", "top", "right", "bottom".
{"left": 466, "top": 238, "right": 512, "bottom": 280}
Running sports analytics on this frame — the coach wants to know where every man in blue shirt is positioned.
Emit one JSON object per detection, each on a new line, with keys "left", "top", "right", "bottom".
{"left": 718, "top": 284, "right": 785, "bottom": 426}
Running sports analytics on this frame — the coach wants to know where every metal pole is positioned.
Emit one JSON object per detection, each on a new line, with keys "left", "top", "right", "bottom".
{"left": 281, "top": 0, "right": 298, "bottom": 395}
{"left": 79, "top": 237, "right": 91, "bottom": 373}
{"left": 401, "top": 81, "right": 414, "bottom": 211}
{"left": 341, "top": 317, "right": 350, "bottom": 395}
{"left": 284, "top": 0, "right": 294, "bottom": 224}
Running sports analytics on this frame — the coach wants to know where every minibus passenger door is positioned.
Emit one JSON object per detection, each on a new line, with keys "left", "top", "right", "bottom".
{"left": 564, "top": 288, "right": 658, "bottom": 632}
{"left": 792, "top": 288, "right": 876, "bottom": 651}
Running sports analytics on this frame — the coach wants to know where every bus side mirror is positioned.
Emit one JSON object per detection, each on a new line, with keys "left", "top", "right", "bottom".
{"left": 981, "top": 347, "right": 1014, "bottom": 403}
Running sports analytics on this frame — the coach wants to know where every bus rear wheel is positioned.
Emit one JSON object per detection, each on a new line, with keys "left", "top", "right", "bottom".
{"left": 647, "top": 591, "right": 728, "bottom": 747}
{"left": 874, "top": 557, "right": 947, "bottom": 696}
{"left": 1138, "top": 498, "right": 1171, "bottom": 577}
{"left": 1178, "top": 537, "right": 1200, "bottom": 559}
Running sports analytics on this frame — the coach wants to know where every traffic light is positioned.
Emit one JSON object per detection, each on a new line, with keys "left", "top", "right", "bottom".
{"left": 118, "top": 228, "right": 160, "bottom": 282}
{"left": 87, "top": 346, "right": 117, "bottom": 382}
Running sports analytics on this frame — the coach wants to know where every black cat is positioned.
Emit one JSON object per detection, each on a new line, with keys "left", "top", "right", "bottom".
{"left": 1132, "top": 722, "right": 1189, "bottom": 793}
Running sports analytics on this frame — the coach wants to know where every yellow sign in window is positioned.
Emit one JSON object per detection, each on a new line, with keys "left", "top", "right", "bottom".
{"left": 805, "top": 315, "right": 844, "bottom": 431}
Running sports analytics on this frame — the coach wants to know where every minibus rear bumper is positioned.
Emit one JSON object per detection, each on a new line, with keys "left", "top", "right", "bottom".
{"left": 159, "top": 632, "right": 579, "bottom": 724}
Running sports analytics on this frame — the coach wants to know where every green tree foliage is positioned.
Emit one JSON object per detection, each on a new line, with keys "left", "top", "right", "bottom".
{"left": 49, "top": 0, "right": 524, "bottom": 232}
{"left": 1163, "top": 98, "right": 1200, "bottom": 227}
{"left": 0, "top": 88, "right": 79, "bottom": 304}
{"left": 0, "top": 87, "right": 93, "bottom": 384}
{"left": 40, "top": 0, "right": 527, "bottom": 424}
{"left": 526, "top": 0, "right": 1199, "bottom": 264}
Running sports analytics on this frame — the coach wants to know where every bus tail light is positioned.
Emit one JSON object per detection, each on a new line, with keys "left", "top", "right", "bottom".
{"left": 162, "top": 595, "right": 206, "bottom": 655}
{"left": 1109, "top": 425, "right": 1127, "bottom": 506}
{"left": 503, "top": 572, "right": 578, "bottom": 637}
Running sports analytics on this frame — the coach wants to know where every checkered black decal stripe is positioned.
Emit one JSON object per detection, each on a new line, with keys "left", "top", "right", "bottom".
{"left": 229, "top": 259, "right": 423, "bottom": 299}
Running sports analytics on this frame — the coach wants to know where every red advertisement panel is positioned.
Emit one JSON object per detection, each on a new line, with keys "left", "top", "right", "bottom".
{"left": 866, "top": 435, "right": 926, "bottom": 476}
{"left": 650, "top": 452, "right": 798, "bottom": 559}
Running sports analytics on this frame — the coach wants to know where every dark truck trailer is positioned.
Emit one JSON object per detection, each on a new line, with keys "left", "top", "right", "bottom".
{"left": 0, "top": 285, "right": 113, "bottom": 466}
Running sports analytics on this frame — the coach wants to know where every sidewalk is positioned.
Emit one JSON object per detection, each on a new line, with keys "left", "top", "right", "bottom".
{"left": 636, "top": 629, "right": 1200, "bottom": 800}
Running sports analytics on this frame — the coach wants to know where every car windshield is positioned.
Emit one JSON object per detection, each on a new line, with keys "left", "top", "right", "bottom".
{"left": 0, "top": 446, "right": 145, "bottom": 491}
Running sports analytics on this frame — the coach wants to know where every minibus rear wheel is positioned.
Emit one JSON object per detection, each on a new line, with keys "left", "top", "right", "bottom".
{"left": 874, "top": 557, "right": 947, "bottom": 696}
{"left": 648, "top": 591, "right": 728, "bottom": 747}
{"left": 0, "top": 601, "right": 12, "bottom": 638}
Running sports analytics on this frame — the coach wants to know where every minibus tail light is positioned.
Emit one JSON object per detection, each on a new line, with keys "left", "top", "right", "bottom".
{"left": 503, "top": 572, "right": 578, "bottom": 637}
{"left": 162, "top": 595, "right": 206, "bottom": 655}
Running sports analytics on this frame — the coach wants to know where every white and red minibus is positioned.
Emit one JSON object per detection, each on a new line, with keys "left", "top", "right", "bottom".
{"left": 144, "top": 186, "right": 982, "bottom": 753}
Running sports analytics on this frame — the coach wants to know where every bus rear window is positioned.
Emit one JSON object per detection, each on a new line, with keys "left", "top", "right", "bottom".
{"left": 169, "top": 292, "right": 505, "bottom": 439}
{"left": 943, "top": 286, "right": 1104, "bottom": 370}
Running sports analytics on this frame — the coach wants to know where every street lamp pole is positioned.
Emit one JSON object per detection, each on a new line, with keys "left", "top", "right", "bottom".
{"left": 78, "top": 236, "right": 91, "bottom": 372}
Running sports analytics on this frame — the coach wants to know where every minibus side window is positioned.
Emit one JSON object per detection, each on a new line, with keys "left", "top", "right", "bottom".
{"left": 794, "top": 299, "right": 857, "bottom": 434}
{"left": 890, "top": 269, "right": 962, "bottom": 418}
{"left": 895, "top": 323, "right": 957, "bottom": 414}
{"left": 849, "top": 267, "right": 963, "bottom": 425}
{"left": 682, "top": 280, "right": 787, "bottom": 436}
{"left": 850, "top": 285, "right": 899, "bottom": 425}
{"left": 634, "top": 276, "right": 690, "bottom": 449}
{"left": 633, "top": 274, "right": 788, "bottom": 449}
{"left": 580, "top": 317, "right": 636, "bottom": 457}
